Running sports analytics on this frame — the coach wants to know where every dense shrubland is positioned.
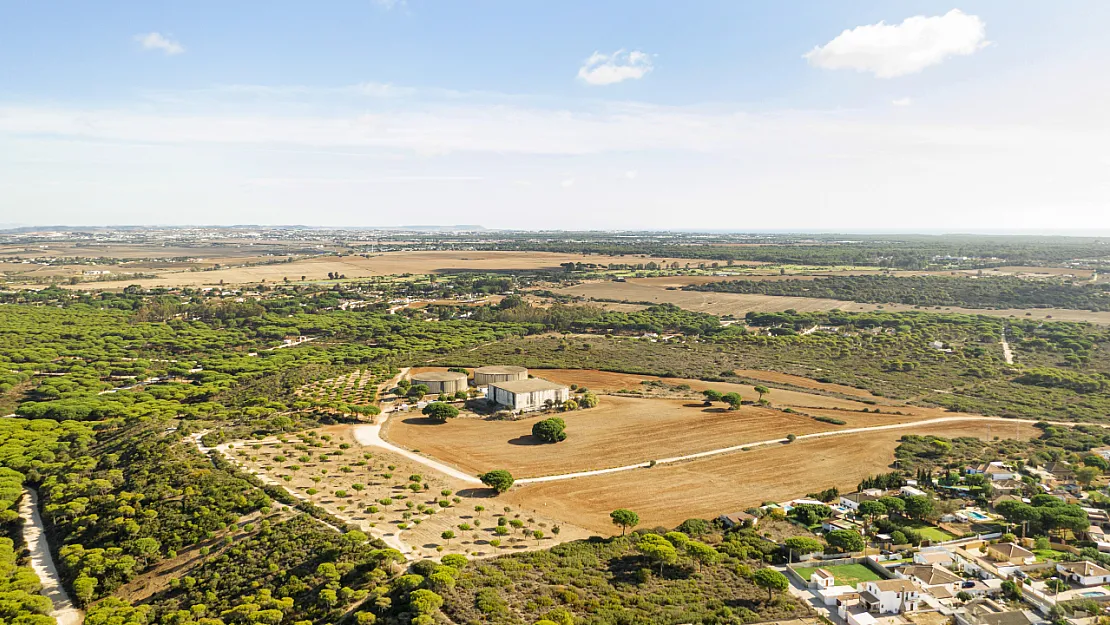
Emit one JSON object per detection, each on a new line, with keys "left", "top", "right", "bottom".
{"left": 691, "top": 274, "right": 1110, "bottom": 311}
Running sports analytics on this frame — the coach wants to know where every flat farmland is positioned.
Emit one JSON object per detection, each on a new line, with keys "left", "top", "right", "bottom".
{"left": 383, "top": 394, "right": 920, "bottom": 477}
{"left": 505, "top": 419, "right": 1041, "bottom": 533}
{"left": 556, "top": 279, "right": 1110, "bottom": 325}
{"left": 532, "top": 369, "right": 887, "bottom": 410}
{"left": 731, "top": 369, "right": 878, "bottom": 398}
{"left": 555, "top": 280, "right": 856, "bottom": 314}
{"left": 65, "top": 251, "right": 692, "bottom": 289}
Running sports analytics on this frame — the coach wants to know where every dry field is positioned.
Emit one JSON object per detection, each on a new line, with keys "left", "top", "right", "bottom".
{"left": 383, "top": 394, "right": 919, "bottom": 477}
{"left": 532, "top": 369, "right": 888, "bottom": 410}
{"left": 731, "top": 369, "right": 878, "bottom": 398}
{"left": 60, "top": 251, "right": 692, "bottom": 289}
{"left": 556, "top": 279, "right": 1110, "bottom": 324}
{"left": 227, "top": 426, "right": 592, "bottom": 560}
{"left": 505, "top": 420, "right": 1041, "bottom": 533}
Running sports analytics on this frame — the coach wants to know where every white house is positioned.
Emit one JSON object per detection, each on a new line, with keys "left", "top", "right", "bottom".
{"left": 901, "top": 486, "right": 927, "bottom": 497}
{"left": 1056, "top": 561, "right": 1110, "bottom": 587}
{"left": 840, "top": 492, "right": 877, "bottom": 511}
{"left": 913, "top": 548, "right": 954, "bottom": 567}
{"left": 487, "top": 378, "right": 570, "bottom": 412}
{"left": 898, "top": 565, "right": 962, "bottom": 596}
{"left": 857, "top": 579, "right": 920, "bottom": 614}
{"left": 810, "top": 568, "right": 835, "bottom": 589}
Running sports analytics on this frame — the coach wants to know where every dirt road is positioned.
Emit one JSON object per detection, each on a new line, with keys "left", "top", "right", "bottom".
{"left": 20, "top": 489, "right": 83, "bottom": 625}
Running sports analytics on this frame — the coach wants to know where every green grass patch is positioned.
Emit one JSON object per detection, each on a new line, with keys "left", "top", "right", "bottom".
{"left": 799, "top": 563, "right": 882, "bottom": 586}
{"left": 904, "top": 523, "right": 955, "bottom": 542}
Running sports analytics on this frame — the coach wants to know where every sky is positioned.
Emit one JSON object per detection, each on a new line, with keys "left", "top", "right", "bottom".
{"left": 1, "top": 1, "right": 1109, "bottom": 231}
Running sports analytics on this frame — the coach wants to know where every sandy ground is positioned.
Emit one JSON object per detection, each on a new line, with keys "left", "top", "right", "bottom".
{"left": 19, "top": 489, "right": 83, "bottom": 625}
{"left": 384, "top": 394, "right": 918, "bottom": 477}
{"left": 555, "top": 280, "right": 1110, "bottom": 324}
{"left": 504, "top": 420, "right": 1041, "bottom": 533}
{"left": 226, "top": 426, "right": 593, "bottom": 561}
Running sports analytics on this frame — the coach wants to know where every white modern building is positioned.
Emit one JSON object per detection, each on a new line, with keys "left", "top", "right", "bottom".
{"left": 488, "top": 378, "right": 570, "bottom": 412}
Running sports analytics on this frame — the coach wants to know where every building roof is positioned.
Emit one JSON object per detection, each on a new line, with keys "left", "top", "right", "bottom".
{"left": 843, "top": 492, "right": 878, "bottom": 503}
{"left": 474, "top": 365, "right": 528, "bottom": 374}
{"left": 902, "top": 565, "right": 961, "bottom": 586}
{"left": 488, "top": 378, "right": 568, "bottom": 394}
{"left": 916, "top": 551, "right": 953, "bottom": 565}
{"left": 1058, "top": 560, "right": 1110, "bottom": 577}
{"left": 988, "top": 543, "right": 1033, "bottom": 559}
{"left": 978, "top": 612, "right": 1034, "bottom": 625}
{"left": 411, "top": 370, "right": 468, "bottom": 382}
{"left": 871, "top": 579, "right": 918, "bottom": 593}
{"left": 813, "top": 568, "right": 834, "bottom": 579}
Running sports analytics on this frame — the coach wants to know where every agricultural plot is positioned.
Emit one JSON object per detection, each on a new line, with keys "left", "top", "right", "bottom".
{"left": 296, "top": 368, "right": 383, "bottom": 405}
{"left": 226, "top": 426, "right": 592, "bottom": 560}
{"left": 383, "top": 393, "right": 920, "bottom": 477}
{"left": 556, "top": 279, "right": 1110, "bottom": 325}
{"left": 501, "top": 420, "right": 1041, "bottom": 533}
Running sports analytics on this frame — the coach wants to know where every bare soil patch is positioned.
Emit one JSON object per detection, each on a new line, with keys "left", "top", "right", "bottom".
{"left": 383, "top": 394, "right": 918, "bottom": 477}
{"left": 229, "top": 426, "right": 592, "bottom": 561}
{"left": 506, "top": 420, "right": 1040, "bottom": 533}
{"left": 732, "top": 369, "right": 877, "bottom": 399}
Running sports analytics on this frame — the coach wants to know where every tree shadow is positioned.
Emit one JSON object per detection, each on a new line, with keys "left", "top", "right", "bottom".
{"left": 400, "top": 417, "right": 443, "bottom": 426}
{"left": 508, "top": 435, "right": 545, "bottom": 446}
{"left": 684, "top": 403, "right": 711, "bottom": 408}
{"left": 701, "top": 407, "right": 728, "bottom": 413}
{"left": 457, "top": 487, "right": 500, "bottom": 498}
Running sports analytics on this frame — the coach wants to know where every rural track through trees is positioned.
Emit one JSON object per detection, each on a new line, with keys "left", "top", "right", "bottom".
{"left": 1001, "top": 327, "right": 1014, "bottom": 365}
{"left": 20, "top": 489, "right": 83, "bottom": 625}
{"left": 359, "top": 414, "right": 1079, "bottom": 487}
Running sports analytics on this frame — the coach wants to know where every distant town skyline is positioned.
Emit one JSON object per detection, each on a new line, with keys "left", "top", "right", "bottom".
{"left": 2, "top": 1, "right": 1109, "bottom": 230}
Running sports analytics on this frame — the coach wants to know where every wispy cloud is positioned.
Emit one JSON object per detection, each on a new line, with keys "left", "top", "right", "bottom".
{"left": 577, "top": 50, "right": 653, "bottom": 86}
{"left": 134, "top": 32, "right": 185, "bottom": 55}
{"left": 804, "top": 10, "right": 988, "bottom": 78}
{"left": 891, "top": 97, "right": 913, "bottom": 107}
{"left": 372, "top": 0, "right": 405, "bottom": 10}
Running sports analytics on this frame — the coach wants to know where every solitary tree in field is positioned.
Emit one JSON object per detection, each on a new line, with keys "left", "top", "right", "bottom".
{"left": 422, "top": 402, "right": 459, "bottom": 423}
{"left": 722, "top": 392, "right": 743, "bottom": 410}
{"left": 752, "top": 568, "right": 789, "bottom": 602}
{"left": 754, "top": 385, "right": 770, "bottom": 402}
{"left": 702, "top": 389, "right": 723, "bottom": 405}
{"left": 532, "top": 417, "right": 567, "bottom": 443}
{"left": 610, "top": 508, "right": 640, "bottom": 536}
{"left": 478, "top": 470, "right": 515, "bottom": 494}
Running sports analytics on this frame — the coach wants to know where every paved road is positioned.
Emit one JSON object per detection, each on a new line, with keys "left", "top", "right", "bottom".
{"left": 20, "top": 489, "right": 83, "bottom": 625}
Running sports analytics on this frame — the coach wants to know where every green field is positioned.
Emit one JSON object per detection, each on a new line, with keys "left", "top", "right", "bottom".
{"left": 906, "top": 524, "right": 956, "bottom": 542}
{"left": 799, "top": 563, "right": 883, "bottom": 587}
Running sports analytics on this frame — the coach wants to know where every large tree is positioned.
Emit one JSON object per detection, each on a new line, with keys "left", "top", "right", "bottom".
{"left": 478, "top": 470, "right": 515, "bottom": 494}
{"left": 422, "top": 402, "right": 459, "bottom": 423}
{"left": 610, "top": 508, "right": 640, "bottom": 536}
{"left": 752, "top": 568, "right": 789, "bottom": 601}
{"left": 825, "top": 529, "right": 865, "bottom": 553}
{"left": 532, "top": 417, "right": 567, "bottom": 443}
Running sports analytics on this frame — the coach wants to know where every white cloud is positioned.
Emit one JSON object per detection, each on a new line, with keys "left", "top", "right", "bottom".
{"left": 892, "top": 97, "right": 913, "bottom": 107}
{"left": 135, "top": 32, "right": 185, "bottom": 55}
{"left": 625, "top": 170, "right": 639, "bottom": 179}
{"left": 561, "top": 178, "right": 575, "bottom": 188}
{"left": 804, "top": 10, "right": 988, "bottom": 78}
{"left": 577, "top": 50, "right": 653, "bottom": 86}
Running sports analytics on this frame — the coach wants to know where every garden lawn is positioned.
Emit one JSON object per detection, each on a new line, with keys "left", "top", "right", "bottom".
{"left": 802, "top": 563, "right": 882, "bottom": 587}
{"left": 906, "top": 524, "right": 956, "bottom": 542}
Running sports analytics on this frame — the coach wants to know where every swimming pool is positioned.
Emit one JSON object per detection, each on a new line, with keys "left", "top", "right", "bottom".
{"left": 1080, "top": 591, "right": 1105, "bottom": 598}
{"left": 966, "top": 511, "right": 990, "bottom": 521}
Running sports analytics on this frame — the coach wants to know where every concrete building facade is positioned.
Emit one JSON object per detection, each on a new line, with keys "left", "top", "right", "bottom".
{"left": 473, "top": 365, "right": 528, "bottom": 387}
{"left": 410, "top": 371, "right": 469, "bottom": 395}
{"left": 488, "top": 378, "right": 570, "bottom": 412}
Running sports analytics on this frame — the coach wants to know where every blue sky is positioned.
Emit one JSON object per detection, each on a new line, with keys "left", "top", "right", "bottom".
{"left": 2, "top": 1, "right": 1108, "bottom": 230}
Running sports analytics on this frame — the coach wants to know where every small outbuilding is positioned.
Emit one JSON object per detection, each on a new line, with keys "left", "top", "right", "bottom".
{"left": 473, "top": 365, "right": 528, "bottom": 386}
{"left": 410, "top": 371, "right": 469, "bottom": 395}
{"left": 488, "top": 378, "right": 569, "bottom": 412}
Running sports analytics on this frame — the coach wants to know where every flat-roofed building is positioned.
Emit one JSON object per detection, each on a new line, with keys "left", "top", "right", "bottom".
{"left": 488, "top": 378, "right": 570, "bottom": 412}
